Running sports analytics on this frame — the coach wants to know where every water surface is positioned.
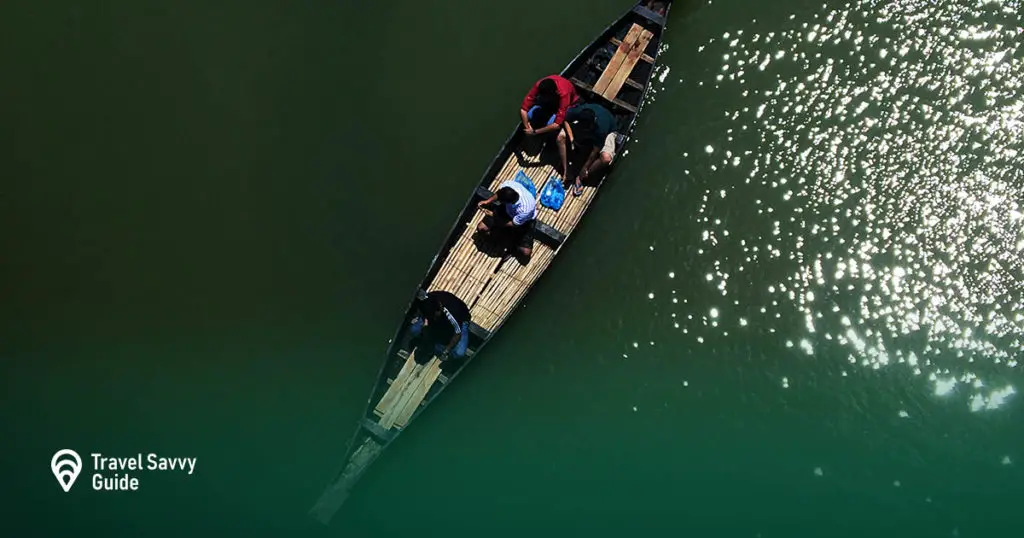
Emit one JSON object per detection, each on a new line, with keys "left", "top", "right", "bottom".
{"left": 2, "top": 0, "right": 1021, "bottom": 536}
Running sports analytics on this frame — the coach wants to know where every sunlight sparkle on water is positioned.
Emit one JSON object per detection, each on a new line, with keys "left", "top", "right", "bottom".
{"left": 675, "top": 0, "right": 1023, "bottom": 409}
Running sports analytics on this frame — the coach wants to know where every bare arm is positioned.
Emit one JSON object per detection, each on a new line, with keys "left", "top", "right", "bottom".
{"left": 533, "top": 121, "right": 562, "bottom": 135}
{"left": 520, "top": 109, "right": 534, "bottom": 134}
{"left": 478, "top": 194, "right": 497, "bottom": 208}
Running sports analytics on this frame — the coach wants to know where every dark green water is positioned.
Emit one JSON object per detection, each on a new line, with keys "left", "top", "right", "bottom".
{"left": 3, "top": 0, "right": 1022, "bottom": 536}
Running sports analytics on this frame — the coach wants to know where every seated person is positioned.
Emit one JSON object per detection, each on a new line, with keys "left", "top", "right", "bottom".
{"left": 520, "top": 75, "right": 579, "bottom": 137}
{"left": 476, "top": 181, "right": 537, "bottom": 260}
{"left": 408, "top": 291, "right": 471, "bottom": 365}
{"left": 556, "top": 103, "right": 618, "bottom": 196}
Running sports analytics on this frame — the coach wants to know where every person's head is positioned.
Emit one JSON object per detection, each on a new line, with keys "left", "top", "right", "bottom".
{"left": 573, "top": 108, "right": 599, "bottom": 147}
{"left": 537, "top": 78, "right": 557, "bottom": 98}
{"left": 496, "top": 186, "right": 520, "bottom": 205}
{"left": 420, "top": 295, "right": 443, "bottom": 320}
{"left": 533, "top": 77, "right": 559, "bottom": 110}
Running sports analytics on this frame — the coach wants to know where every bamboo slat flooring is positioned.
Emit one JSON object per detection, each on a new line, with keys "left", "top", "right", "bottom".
{"left": 535, "top": 181, "right": 599, "bottom": 235}
{"left": 470, "top": 243, "right": 555, "bottom": 331}
{"left": 489, "top": 151, "right": 545, "bottom": 192}
{"left": 427, "top": 211, "right": 502, "bottom": 305}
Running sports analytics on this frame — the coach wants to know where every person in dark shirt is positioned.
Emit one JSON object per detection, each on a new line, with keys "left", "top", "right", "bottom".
{"left": 556, "top": 103, "right": 619, "bottom": 196}
{"left": 407, "top": 291, "right": 472, "bottom": 365}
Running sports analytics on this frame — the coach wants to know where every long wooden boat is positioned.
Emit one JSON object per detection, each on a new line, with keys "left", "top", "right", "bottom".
{"left": 309, "top": 1, "right": 673, "bottom": 523}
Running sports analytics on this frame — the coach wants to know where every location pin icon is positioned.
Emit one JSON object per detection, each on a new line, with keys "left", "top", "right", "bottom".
{"left": 51, "top": 449, "right": 83, "bottom": 492}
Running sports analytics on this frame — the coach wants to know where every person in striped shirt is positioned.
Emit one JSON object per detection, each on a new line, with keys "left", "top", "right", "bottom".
{"left": 475, "top": 180, "right": 538, "bottom": 261}
{"left": 408, "top": 291, "right": 471, "bottom": 365}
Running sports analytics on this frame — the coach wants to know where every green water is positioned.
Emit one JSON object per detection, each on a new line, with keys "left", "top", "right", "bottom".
{"left": 3, "top": 0, "right": 1022, "bottom": 536}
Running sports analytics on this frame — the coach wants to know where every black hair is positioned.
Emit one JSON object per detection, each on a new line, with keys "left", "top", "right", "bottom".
{"left": 420, "top": 295, "right": 442, "bottom": 318}
{"left": 537, "top": 78, "right": 557, "bottom": 97}
{"left": 496, "top": 186, "right": 520, "bottom": 204}
{"left": 573, "top": 108, "right": 599, "bottom": 146}
{"left": 533, "top": 78, "right": 559, "bottom": 111}
{"left": 576, "top": 107, "right": 597, "bottom": 127}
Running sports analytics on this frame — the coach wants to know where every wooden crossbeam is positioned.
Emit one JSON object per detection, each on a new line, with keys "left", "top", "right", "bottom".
{"left": 361, "top": 418, "right": 394, "bottom": 443}
{"left": 569, "top": 77, "right": 638, "bottom": 114}
{"left": 623, "top": 77, "right": 644, "bottom": 91}
{"left": 632, "top": 3, "right": 667, "bottom": 25}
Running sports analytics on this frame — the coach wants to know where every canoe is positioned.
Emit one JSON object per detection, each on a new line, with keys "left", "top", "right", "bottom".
{"left": 309, "top": 0, "right": 673, "bottom": 523}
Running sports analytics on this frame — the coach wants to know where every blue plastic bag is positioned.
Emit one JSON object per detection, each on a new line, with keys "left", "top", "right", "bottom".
{"left": 539, "top": 175, "right": 565, "bottom": 211}
{"left": 512, "top": 170, "right": 538, "bottom": 199}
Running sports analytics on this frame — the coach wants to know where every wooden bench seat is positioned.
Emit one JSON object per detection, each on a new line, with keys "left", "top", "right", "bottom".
{"left": 570, "top": 77, "right": 638, "bottom": 114}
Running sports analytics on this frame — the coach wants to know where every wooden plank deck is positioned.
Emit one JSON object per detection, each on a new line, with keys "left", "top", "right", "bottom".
{"left": 610, "top": 36, "right": 655, "bottom": 63}
{"left": 373, "top": 351, "right": 443, "bottom": 430}
{"left": 593, "top": 24, "right": 644, "bottom": 96}
{"left": 600, "top": 28, "right": 654, "bottom": 101}
{"left": 374, "top": 350, "right": 420, "bottom": 418}
{"left": 386, "top": 358, "right": 442, "bottom": 429}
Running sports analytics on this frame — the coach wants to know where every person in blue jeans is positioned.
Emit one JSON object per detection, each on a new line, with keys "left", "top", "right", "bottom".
{"left": 408, "top": 291, "right": 471, "bottom": 365}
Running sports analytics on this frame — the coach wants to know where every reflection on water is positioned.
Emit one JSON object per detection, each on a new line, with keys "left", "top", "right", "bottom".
{"left": 659, "top": 0, "right": 1022, "bottom": 411}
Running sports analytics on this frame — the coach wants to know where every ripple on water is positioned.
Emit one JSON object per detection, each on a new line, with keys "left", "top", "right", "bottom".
{"left": 646, "top": 0, "right": 1023, "bottom": 411}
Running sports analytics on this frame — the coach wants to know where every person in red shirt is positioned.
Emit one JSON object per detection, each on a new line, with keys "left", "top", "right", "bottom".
{"left": 519, "top": 75, "right": 579, "bottom": 138}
